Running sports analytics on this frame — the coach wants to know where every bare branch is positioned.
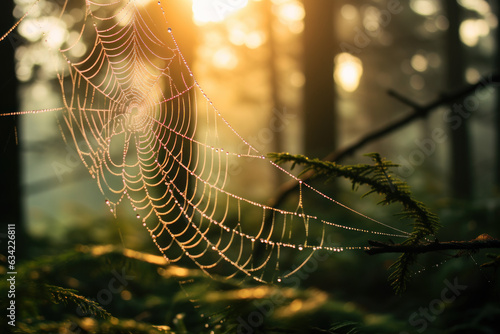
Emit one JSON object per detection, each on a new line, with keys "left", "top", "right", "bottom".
{"left": 268, "top": 72, "right": 500, "bottom": 210}
{"left": 366, "top": 237, "right": 500, "bottom": 255}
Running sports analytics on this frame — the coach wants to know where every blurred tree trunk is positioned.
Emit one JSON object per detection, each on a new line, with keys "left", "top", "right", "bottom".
{"left": 444, "top": 1, "right": 473, "bottom": 200}
{"left": 159, "top": 1, "right": 197, "bottom": 196}
{"left": 495, "top": 0, "right": 500, "bottom": 193}
{"left": 264, "top": 0, "right": 282, "bottom": 154}
{"left": 163, "top": 1, "right": 196, "bottom": 65}
{"left": 302, "top": 0, "right": 338, "bottom": 158}
{"left": 264, "top": 0, "right": 286, "bottom": 185}
{"left": 0, "top": 1, "right": 27, "bottom": 256}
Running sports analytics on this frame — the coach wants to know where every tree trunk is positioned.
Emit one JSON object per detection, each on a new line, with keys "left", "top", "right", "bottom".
{"left": 495, "top": 0, "right": 500, "bottom": 193}
{"left": 0, "top": 1, "right": 26, "bottom": 257}
{"left": 264, "top": 0, "right": 282, "bottom": 152}
{"left": 264, "top": 0, "right": 286, "bottom": 185}
{"left": 163, "top": 1, "right": 196, "bottom": 65}
{"left": 302, "top": 0, "right": 338, "bottom": 158}
{"left": 444, "top": 1, "right": 473, "bottom": 200}
{"left": 156, "top": 1, "right": 197, "bottom": 197}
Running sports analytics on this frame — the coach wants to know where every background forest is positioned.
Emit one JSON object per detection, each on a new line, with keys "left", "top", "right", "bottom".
{"left": 1, "top": 0, "right": 500, "bottom": 333}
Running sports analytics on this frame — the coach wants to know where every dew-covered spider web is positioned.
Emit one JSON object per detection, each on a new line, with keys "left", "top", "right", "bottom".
{"left": 3, "top": 0, "right": 411, "bottom": 283}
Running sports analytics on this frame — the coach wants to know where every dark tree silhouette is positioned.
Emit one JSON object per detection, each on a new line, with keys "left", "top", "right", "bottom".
{"left": 264, "top": 0, "right": 285, "bottom": 185}
{"left": 302, "top": 0, "right": 339, "bottom": 158}
{"left": 495, "top": 0, "right": 500, "bottom": 192}
{"left": 444, "top": 1, "right": 473, "bottom": 200}
{"left": 0, "top": 1, "right": 26, "bottom": 257}
{"left": 264, "top": 0, "right": 282, "bottom": 153}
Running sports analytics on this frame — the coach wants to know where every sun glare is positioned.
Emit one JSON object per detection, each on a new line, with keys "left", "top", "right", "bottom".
{"left": 334, "top": 53, "right": 363, "bottom": 93}
{"left": 409, "top": 0, "right": 440, "bottom": 16}
{"left": 459, "top": 19, "right": 490, "bottom": 47}
{"left": 192, "top": 0, "right": 249, "bottom": 24}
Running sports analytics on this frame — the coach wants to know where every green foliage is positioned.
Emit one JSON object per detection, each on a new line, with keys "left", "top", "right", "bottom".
{"left": 270, "top": 152, "right": 441, "bottom": 293}
{"left": 1, "top": 244, "right": 410, "bottom": 333}
{"left": 329, "top": 321, "right": 361, "bottom": 333}
{"left": 46, "top": 284, "right": 111, "bottom": 319}
{"left": 0, "top": 246, "right": 176, "bottom": 334}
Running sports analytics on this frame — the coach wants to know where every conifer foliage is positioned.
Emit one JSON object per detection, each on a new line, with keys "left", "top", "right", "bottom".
{"left": 270, "top": 152, "right": 441, "bottom": 293}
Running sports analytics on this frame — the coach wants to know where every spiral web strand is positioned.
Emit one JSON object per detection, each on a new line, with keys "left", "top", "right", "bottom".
{"left": 4, "top": 0, "right": 410, "bottom": 283}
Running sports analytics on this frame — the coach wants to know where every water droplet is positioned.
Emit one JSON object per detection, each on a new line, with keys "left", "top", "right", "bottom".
{"left": 105, "top": 199, "right": 110, "bottom": 205}
{"left": 298, "top": 245, "right": 303, "bottom": 251}
{"left": 136, "top": 214, "right": 140, "bottom": 219}
{"left": 277, "top": 278, "right": 282, "bottom": 283}
{"left": 168, "top": 27, "right": 172, "bottom": 33}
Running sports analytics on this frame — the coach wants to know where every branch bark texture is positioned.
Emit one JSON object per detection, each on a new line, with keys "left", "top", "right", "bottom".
{"left": 366, "top": 238, "right": 500, "bottom": 255}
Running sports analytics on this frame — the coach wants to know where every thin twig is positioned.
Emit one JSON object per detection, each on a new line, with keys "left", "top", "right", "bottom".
{"left": 365, "top": 238, "right": 500, "bottom": 255}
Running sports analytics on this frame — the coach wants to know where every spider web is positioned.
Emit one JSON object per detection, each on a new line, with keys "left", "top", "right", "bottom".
{"left": 4, "top": 0, "right": 410, "bottom": 283}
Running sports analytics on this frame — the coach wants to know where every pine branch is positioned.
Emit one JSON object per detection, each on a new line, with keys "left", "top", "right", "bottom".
{"left": 47, "top": 284, "right": 112, "bottom": 319}
{"left": 270, "top": 152, "right": 441, "bottom": 293}
{"left": 270, "top": 152, "right": 440, "bottom": 236}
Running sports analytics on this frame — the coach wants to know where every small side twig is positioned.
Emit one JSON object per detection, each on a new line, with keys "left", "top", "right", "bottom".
{"left": 387, "top": 90, "right": 423, "bottom": 110}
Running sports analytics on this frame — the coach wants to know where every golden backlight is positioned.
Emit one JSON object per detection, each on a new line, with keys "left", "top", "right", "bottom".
{"left": 334, "top": 53, "right": 363, "bottom": 93}
{"left": 192, "top": 0, "right": 249, "bottom": 24}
